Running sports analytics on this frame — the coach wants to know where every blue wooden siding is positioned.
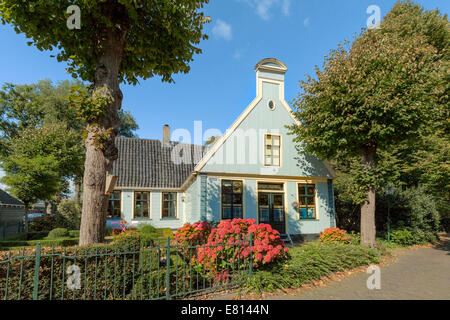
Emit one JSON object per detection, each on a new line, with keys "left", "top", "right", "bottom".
{"left": 199, "top": 81, "right": 332, "bottom": 178}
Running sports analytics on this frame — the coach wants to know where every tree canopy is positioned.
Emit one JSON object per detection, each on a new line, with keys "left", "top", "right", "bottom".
{"left": 0, "top": 0, "right": 209, "bottom": 84}
{"left": 289, "top": 1, "right": 449, "bottom": 246}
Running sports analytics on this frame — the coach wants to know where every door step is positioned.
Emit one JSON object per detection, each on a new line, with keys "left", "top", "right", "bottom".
{"left": 280, "top": 234, "right": 294, "bottom": 245}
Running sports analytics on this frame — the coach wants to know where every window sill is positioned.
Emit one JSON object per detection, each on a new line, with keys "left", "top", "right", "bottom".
{"left": 299, "top": 218, "right": 319, "bottom": 221}
{"left": 161, "top": 217, "right": 179, "bottom": 220}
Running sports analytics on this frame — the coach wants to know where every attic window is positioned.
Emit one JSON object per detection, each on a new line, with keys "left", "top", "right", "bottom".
{"left": 268, "top": 100, "right": 275, "bottom": 110}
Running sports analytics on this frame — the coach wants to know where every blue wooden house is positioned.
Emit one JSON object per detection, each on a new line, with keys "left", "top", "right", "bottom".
{"left": 109, "top": 58, "right": 336, "bottom": 241}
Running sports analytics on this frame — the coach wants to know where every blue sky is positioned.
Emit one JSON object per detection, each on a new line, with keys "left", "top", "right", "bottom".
{"left": 0, "top": 0, "right": 448, "bottom": 144}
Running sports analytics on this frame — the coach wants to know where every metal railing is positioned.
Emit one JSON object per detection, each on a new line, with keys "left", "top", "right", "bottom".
{"left": 0, "top": 235, "right": 253, "bottom": 300}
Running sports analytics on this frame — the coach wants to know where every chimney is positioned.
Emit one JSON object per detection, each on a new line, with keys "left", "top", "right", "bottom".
{"left": 162, "top": 124, "right": 170, "bottom": 143}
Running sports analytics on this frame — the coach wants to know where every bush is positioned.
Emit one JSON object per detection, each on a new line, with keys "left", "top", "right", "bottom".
{"left": 113, "top": 230, "right": 157, "bottom": 250}
{"left": 57, "top": 199, "right": 82, "bottom": 230}
{"left": 319, "top": 227, "right": 350, "bottom": 244}
{"left": 194, "top": 219, "right": 287, "bottom": 272}
{"left": 5, "top": 233, "right": 28, "bottom": 241}
{"left": 138, "top": 224, "right": 157, "bottom": 234}
{"left": 46, "top": 228, "right": 70, "bottom": 239}
{"left": 441, "top": 215, "right": 450, "bottom": 232}
{"left": 68, "top": 230, "right": 80, "bottom": 238}
{"left": 388, "top": 227, "right": 439, "bottom": 246}
{"left": 0, "top": 238, "right": 78, "bottom": 249}
{"left": 246, "top": 242, "right": 380, "bottom": 294}
{"left": 29, "top": 214, "right": 68, "bottom": 232}
{"left": 174, "top": 221, "right": 213, "bottom": 245}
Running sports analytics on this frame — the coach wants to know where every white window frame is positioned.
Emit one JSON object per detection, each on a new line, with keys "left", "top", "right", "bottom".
{"left": 264, "top": 134, "right": 281, "bottom": 167}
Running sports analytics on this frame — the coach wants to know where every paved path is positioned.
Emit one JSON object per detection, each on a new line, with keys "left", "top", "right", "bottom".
{"left": 269, "top": 235, "right": 450, "bottom": 300}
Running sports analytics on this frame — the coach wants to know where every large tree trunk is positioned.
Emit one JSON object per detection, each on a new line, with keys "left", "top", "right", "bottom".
{"left": 360, "top": 144, "right": 377, "bottom": 248}
{"left": 79, "top": 11, "right": 128, "bottom": 245}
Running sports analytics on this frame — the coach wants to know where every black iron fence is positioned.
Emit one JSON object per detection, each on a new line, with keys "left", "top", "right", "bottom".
{"left": 0, "top": 236, "right": 253, "bottom": 300}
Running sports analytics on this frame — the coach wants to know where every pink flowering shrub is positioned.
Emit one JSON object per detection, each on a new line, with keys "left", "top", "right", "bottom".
{"left": 194, "top": 219, "right": 288, "bottom": 273}
{"left": 174, "top": 221, "right": 214, "bottom": 245}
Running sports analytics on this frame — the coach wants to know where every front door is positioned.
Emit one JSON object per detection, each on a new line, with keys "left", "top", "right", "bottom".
{"left": 258, "top": 192, "right": 285, "bottom": 234}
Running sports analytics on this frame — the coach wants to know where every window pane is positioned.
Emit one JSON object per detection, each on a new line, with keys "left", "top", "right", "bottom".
{"left": 259, "top": 208, "right": 269, "bottom": 222}
{"left": 233, "top": 181, "right": 242, "bottom": 193}
{"left": 273, "top": 135, "right": 280, "bottom": 146}
{"left": 299, "top": 196, "right": 307, "bottom": 206}
{"left": 222, "top": 206, "right": 231, "bottom": 219}
{"left": 298, "top": 184, "right": 307, "bottom": 196}
{"left": 162, "top": 206, "right": 169, "bottom": 218}
{"left": 258, "top": 193, "right": 269, "bottom": 206}
{"left": 273, "top": 208, "right": 284, "bottom": 222}
{"left": 265, "top": 157, "right": 272, "bottom": 166}
{"left": 136, "top": 192, "right": 141, "bottom": 201}
{"left": 222, "top": 193, "right": 232, "bottom": 204}
{"left": 222, "top": 181, "right": 232, "bottom": 193}
{"left": 233, "top": 206, "right": 243, "bottom": 219}
{"left": 143, "top": 192, "right": 148, "bottom": 200}
{"left": 233, "top": 193, "right": 242, "bottom": 205}
{"left": 266, "top": 135, "right": 272, "bottom": 145}
{"left": 272, "top": 146, "right": 280, "bottom": 156}
{"left": 307, "top": 197, "right": 315, "bottom": 206}
{"left": 273, "top": 156, "right": 280, "bottom": 166}
{"left": 307, "top": 184, "right": 315, "bottom": 195}
{"left": 143, "top": 202, "right": 149, "bottom": 218}
{"left": 258, "top": 183, "right": 283, "bottom": 191}
{"left": 273, "top": 194, "right": 283, "bottom": 207}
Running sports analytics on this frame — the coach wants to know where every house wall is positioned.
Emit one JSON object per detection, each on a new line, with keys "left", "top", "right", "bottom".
{"left": 202, "top": 175, "right": 335, "bottom": 236}
{"left": 112, "top": 189, "right": 185, "bottom": 230}
{"left": 0, "top": 205, "right": 25, "bottom": 239}
{"left": 200, "top": 81, "right": 332, "bottom": 178}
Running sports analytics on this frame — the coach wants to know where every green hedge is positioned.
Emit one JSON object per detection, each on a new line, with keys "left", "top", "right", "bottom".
{"left": 0, "top": 238, "right": 78, "bottom": 248}
{"left": 246, "top": 242, "right": 380, "bottom": 294}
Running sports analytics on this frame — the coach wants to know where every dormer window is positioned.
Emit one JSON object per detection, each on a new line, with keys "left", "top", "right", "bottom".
{"left": 264, "top": 134, "right": 281, "bottom": 166}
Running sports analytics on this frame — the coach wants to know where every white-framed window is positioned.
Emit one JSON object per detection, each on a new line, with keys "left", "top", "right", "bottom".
{"left": 221, "top": 180, "right": 243, "bottom": 220}
{"left": 298, "top": 183, "right": 317, "bottom": 219}
{"left": 134, "top": 191, "right": 150, "bottom": 218}
{"left": 162, "top": 192, "right": 177, "bottom": 218}
{"left": 107, "top": 191, "right": 121, "bottom": 218}
{"left": 264, "top": 134, "right": 281, "bottom": 166}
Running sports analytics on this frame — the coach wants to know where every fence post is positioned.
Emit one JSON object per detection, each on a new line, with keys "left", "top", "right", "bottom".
{"left": 33, "top": 243, "right": 41, "bottom": 300}
{"left": 165, "top": 236, "right": 171, "bottom": 300}
{"left": 249, "top": 233, "right": 253, "bottom": 280}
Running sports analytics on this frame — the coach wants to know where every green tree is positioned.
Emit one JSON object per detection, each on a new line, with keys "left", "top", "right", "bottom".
{"left": 289, "top": 1, "right": 448, "bottom": 247}
{"left": 0, "top": 0, "right": 209, "bottom": 244}
{"left": 1, "top": 155, "right": 60, "bottom": 231}
{"left": 0, "top": 80, "right": 140, "bottom": 203}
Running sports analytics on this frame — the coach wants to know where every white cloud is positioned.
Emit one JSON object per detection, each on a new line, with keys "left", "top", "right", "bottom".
{"left": 212, "top": 19, "right": 232, "bottom": 41}
{"left": 303, "top": 17, "right": 310, "bottom": 26}
{"left": 239, "top": 0, "right": 291, "bottom": 20}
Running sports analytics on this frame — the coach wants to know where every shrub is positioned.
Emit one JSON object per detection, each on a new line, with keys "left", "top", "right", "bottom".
{"left": 113, "top": 230, "right": 156, "bottom": 250}
{"left": 0, "top": 238, "right": 78, "bottom": 249}
{"left": 46, "top": 228, "right": 70, "bottom": 239}
{"left": 194, "top": 219, "right": 287, "bottom": 273}
{"left": 29, "top": 214, "right": 67, "bottom": 232}
{"left": 388, "top": 227, "right": 439, "bottom": 246}
{"left": 0, "top": 243, "right": 138, "bottom": 300}
{"left": 138, "top": 224, "right": 157, "bottom": 234}
{"left": 389, "top": 228, "right": 415, "bottom": 246}
{"left": 6, "top": 233, "right": 28, "bottom": 241}
{"left": 246, "top": 242, "right": 380, "bottom": 294}
{"left": 57, "top": 199, "right": 82, "bottom": 230}
{"left": 174, "top": 221, "right": 213, "bottom": 245}
{"left": 69, "top": 230, "right": 80, "bottom": 238}
{"left": 441, "top": 215, "right": 450, "bottom": 232}
{"left": 319, "top": 227, "right": 350, "bottom": 244}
